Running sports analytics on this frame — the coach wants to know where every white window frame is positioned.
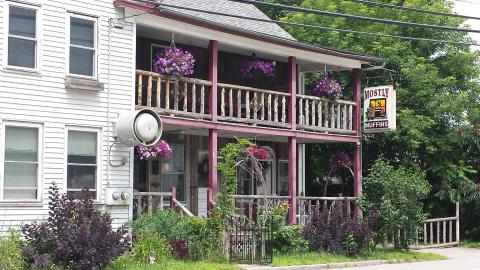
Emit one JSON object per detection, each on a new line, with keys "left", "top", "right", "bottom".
{"left": 3, "top": 1, "right": 41, "bottom": 73}
{"left": 64, "top": 126, "right": 101, "bottom": 201}
{"left": 66, "top": 13, "right": 98, "bottom": 79}
{"left": 0, "top": 121, "right": 43, "bottom": 202}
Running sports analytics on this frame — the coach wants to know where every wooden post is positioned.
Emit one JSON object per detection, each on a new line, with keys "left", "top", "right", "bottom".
{"left": 170, "top": 187, "right": 176, "bottom": 209}
{"left": 209, "top": 40, "right": 218, "bottom": 121}
{"left": 288, "top": 137, "right": 297, "bottom": 224}
{"left": 208, "top": 40, "right": 219, "bottom": 200}
{"left": 352, "top": 68, "right": 362, "bottom": 217}
{"left": 456, "top": 202, "right": 460, "bottom": 243}
{"left": 207, "top": 188, "right": 213, "bottom": 217}
{"left": 287, "top": 56, "right": 297, "bottom": 130}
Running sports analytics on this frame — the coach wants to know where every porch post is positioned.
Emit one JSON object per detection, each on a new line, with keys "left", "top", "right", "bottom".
{"left": 352, "top": 68, "right": 362, "bottom": 217}
{"left": 208, "top": 40, "right": 219, "bottom": 209}
{"left": 288, "top": 56, "right": 297, "bottom": 224}
{"left": 209, "top": 40, "right": 218, "bottom": 122}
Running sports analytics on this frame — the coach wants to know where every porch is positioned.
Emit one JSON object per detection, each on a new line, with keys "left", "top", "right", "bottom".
{"left": 130, "top": 11, "right": 365, "bottom": 224}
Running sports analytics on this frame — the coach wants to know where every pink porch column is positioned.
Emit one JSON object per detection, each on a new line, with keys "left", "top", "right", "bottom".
{"left": 288, "top": 56, "right": 297, "bottom": 224}
{"left": 208, "top": 40, "right": 219, "bottom": 209}
{"left": 352, "top": 68, "right": 362, "bottom": 217}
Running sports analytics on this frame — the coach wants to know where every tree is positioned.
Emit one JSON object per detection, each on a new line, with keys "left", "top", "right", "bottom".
{"left": 268, "top": 0, "right": 479, "bottom": 209}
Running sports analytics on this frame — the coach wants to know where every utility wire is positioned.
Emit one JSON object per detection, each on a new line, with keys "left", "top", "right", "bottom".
{"left": 347, "top": 0, "right": 480, "bottom": 21}
{"left": 232, "top": 0, "right": 480, "bottom": 33}
{"left": 153, "top": 2, "right": 478, "bottom": 46}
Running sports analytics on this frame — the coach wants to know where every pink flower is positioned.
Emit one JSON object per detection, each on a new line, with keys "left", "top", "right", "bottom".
{"left": 135, "top": 140, "right": 172, "bottom": 160}
{"left": 311, "top": 76, "right": 343, "bottom": 99}
{"left": 153, "top": 47, "right": 195, "bottom": 77}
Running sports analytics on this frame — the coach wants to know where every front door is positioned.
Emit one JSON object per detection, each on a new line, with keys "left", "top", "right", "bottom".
{"left": 236, "top": 146, "right": 276, "bottom": 195}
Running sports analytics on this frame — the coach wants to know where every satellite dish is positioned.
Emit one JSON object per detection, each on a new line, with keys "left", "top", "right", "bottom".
{"left": 115, "top": 109, "right": 163, "bottom": 147}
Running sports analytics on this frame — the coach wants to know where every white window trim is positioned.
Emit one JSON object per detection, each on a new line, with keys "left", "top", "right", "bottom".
{"left": 0, "top": 121, "right": 43, "bottom": 202}
{"left": 3, "top": 1, "right": 42, "bottom": 73}
{"left": 65, "top": 13, "right": 98, "bottom": 80}
{"left": 64, "top": 126, "right": 102, "bottom": 202}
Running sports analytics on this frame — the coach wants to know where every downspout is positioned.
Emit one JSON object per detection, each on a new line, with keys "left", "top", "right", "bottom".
{"left": 362, "top": 61, "right": 387, "bottom": 71}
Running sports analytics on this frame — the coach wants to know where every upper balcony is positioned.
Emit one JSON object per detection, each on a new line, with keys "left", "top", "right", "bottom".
{"left": 128, "top": 10, "right": 374, "bottom": 140}
{"left": 135, "top": 70, "right": 357, "bottom": 135}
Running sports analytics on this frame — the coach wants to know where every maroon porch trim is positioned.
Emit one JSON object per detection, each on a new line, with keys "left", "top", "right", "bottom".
{"left": 352, "top": 68, "right": 362, "bottom": 216}
{"left": 288, "top": 137, "right": 297, "bottom": 224}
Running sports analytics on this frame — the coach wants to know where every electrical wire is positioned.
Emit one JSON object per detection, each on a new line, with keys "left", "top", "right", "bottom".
{"left": 152, "top": 2, "right": 479, "bottom": 46}
{"left": 232, "top": 0, "right": 480, "bottom": 33}
{"left": 346, "top": 0, "right": 480, "bottom": 21}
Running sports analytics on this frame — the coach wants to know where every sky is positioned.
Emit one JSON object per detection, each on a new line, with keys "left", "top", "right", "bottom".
{"left": 454, "top": 0, "right": 480, "bottom": 49}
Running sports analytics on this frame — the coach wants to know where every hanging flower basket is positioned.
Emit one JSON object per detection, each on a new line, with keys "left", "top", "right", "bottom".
{"left": 239, "top": 60, "right": 274, "bottom": 79}
{"left": 153, "top": 47, "right": 195, "bottom": 77}
{"left": 243, "top": 146, "right": 268, "bottom": 160}
{"left": 135, "top": 139, "right": 172, "bottom": 160}
{"left": 311, "top": 76, "right": 344, "bottom": 99}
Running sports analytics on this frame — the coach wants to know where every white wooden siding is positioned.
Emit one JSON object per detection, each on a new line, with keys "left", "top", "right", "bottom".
{"left": 0, "top": 0, "right": 135, "bottom": 233}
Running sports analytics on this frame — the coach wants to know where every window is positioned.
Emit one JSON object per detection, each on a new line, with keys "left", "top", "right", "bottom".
{"left": 160, "top": 144, "right": 185, "bottom": 201}
{"left": 67, "top": 129, "right": 98, "bottom": 199}
{"left": 278, "top": 160, "right": 289, "bottom": 196}
{"left": 68, "top": 15, "right": 96, "bottom": 77}
{"left": 2, "top": 124, "right": 41, "bottom": 200}
{"left": 7, "top": 4, "right": 38, "bottom": 68}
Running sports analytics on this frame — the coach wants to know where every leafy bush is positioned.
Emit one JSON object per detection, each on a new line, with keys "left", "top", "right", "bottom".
{"left": 362, "top": 158, "right": 431, "bottom": 249}
{"left": 131, "top": 209, "right": 224, "bottom": 261}
{"left": 272, "top": 225, "right": 308, "bottom": 253}
{"left": 131, "top": 232, "right": 170, "bottom": 264}
{"left": 303, "top": 201, "right": 375, "bottom": 256}
{"left": 21, "top": 183, "right": 130, "bottom": 270}
{"left": 0, "top": 230, "right": 25, "bottom": 269}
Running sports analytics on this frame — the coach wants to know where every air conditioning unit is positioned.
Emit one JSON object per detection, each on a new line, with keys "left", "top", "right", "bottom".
{"left": 115, "top": 108, "right": 163, "bottom": 147}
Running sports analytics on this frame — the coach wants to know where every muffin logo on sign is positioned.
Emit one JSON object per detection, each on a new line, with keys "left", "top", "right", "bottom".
{"left": 363, "top": 85, "right": 396, "bottom": 133}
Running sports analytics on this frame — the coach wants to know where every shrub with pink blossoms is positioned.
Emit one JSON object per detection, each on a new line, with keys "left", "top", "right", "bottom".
{"left": 135, "top": 140, "right": 172, "bottom": 160}
{"left": 153, "top": 47, "right": 195, "bottom": 77}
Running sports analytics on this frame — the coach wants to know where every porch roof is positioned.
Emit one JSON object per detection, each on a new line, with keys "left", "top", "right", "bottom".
{"left": 114, "top": 0, "right": 384, "bottom": 69}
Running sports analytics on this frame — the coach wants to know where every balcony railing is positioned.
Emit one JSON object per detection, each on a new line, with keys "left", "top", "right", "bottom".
{"left": 136, "top": 70, "right": 211, "bottom": 119}
{"left": 135, "top": 70, "right": 356, "bottom": 135}
{"left": 297, "top": 94, "right": 356, "bottom": 135}
{"left": 218, "top": 83, "right": 291, "bottom": 129}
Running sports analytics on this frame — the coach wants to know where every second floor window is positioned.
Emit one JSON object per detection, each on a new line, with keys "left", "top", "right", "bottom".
{"left": 69, "top": 15, "right": 96, "bottom": 77}
{"left": 8, "top": 5, "right": 37, "bottom": 68}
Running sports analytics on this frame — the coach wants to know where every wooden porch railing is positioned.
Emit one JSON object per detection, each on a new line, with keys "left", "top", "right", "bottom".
{"left": 410, "top": 202, "right": 460, "bottom": 249}
{"left": 133, "top": 187, "right": 193, "bottom": 217}
{"left": 297, "top": 196, "right": 358, "bottom": 225}
{"left": 217, "top": 83, "right": 291, "bottom": 129}
{"left": 135, "top": 70, "right": 211, "bottom": 119}
{"left": 227, "top": 194, "right": 291, "bottom": 221}
{"left": 297, "top": 94, "right": 356, "bottom": 135}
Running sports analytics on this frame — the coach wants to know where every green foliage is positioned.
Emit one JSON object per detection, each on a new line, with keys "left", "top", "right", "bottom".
{"left": 131, "top": 210, "right": 224, "bottom": 262}
{"left": 362, "top": 158, "right": 431, "bottom": 248}
{"left": 0, "top": 230, "right": 25, "bottom": 270}
{"left": 272, "top": 225, "right": 309, "bottom": 253}
{"left": 272, "top": 0, "right": 480, "bottom": 227}
{"left": 216, "top": 138, "right": 254, "bottom": 218}
{"left": 131, "top": 232, "right": 170, "bottom": 265}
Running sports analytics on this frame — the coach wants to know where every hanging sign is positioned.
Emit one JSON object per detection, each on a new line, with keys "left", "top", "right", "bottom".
{"left": 363, "top": 85, "right": 396, "bottom": 133}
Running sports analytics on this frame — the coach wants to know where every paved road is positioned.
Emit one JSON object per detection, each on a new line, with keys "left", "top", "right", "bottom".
{"left": 340, "top": 247, "right": 480, "bottom": 270}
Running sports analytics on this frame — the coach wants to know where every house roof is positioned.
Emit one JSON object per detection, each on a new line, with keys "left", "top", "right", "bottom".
{"left": 115, "top": 0, "right": 384, "bottom": 65}
{"left": 157, "top": 0, "right": 296, "bottom": 41}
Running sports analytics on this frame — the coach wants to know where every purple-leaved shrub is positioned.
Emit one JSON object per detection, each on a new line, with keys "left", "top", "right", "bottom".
{"left": 302, "top": 201, "right": 376, "bottom": 256}
{"left": 21, "top": 183, "right": 130, "bottom": 270}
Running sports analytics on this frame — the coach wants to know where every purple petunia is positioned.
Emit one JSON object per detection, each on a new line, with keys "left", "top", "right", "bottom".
{"left": 135, "top": 139, "right": 172, "bottom": 160}
{"left": 239, "top": 60, "right": 274, "bottom": 78}
{"left": 311, "top": 76, "right": 344, "bottom": 99}
{"left": 153, "top": 47, "right": 195, "bottom": 77}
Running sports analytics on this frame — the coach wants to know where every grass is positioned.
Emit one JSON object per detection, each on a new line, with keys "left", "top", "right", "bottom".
{"left": 460, "top": 239, "right": 480, "bottom": 249}
{"left": 271, "top": 248, "right": 447, "bottom": 266}
{"left": 107, "top": 260, "right": 241, "bottom": 270}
